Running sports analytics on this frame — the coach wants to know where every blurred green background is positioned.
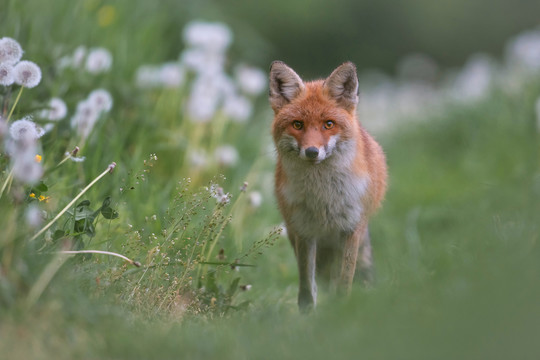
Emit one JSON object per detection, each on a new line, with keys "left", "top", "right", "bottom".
{"left": 1, "top": 0, "right": 540, "bottom": 359}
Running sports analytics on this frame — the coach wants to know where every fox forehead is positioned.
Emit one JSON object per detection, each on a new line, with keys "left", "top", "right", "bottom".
{"left": 275, "top": 83, "right": 346, "bottom": 120}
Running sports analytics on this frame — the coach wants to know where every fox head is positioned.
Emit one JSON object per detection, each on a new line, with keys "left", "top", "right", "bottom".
{"left": 269, "top": 61, "right": 360, "bottom": 164}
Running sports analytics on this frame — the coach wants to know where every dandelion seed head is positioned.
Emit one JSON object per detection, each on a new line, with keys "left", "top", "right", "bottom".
{"left": 25, "top": 205, "right": 43, "bottom": 228}
{"left": 135, "top": 65, "right": 161, "bottom": 88}
{"left": 71, "top": 100, "right": 99, "bottom": 139}
{"left": 10, "top": 137, "right": 43, "bottom": 184}
{"left": 42, "top": 97, "right": 68, "bottom": 121}
{"left": 72, "top": 46, "right": 87, "bottom": 67}
{"left": 183, "top": 21, "right": 232, "bottom": 53}
{"left": 223, "top": 94, "right": 252, "bottom": 123}
{"left": 13, "top": 60, "right": 42, "bottom": 88}
{"left": 88, "top": 88, "right": 113, "bottom": 113}
{"left": 235, "top": 65, "right": 267, "bottom": 96}
{"left": 9, "top": 118, "right": 44, "bottom": 141}
{"left": 0, "top": 37, "right": 23, "bottom": 65}
{"left": 85, "top": 47, "right": 112, "bottom": 73}
{"left": 189, "top": 149, "right": 208, "bottom": 168}
{"left": 159, "top": 62, "right": 185, "bottom": 88}
{"left": 214, "top": 145, "right": 239, "bottom": 167}
{"left": 248, "top": 191, "right": 263, "bottom": 208}
{"left": 0, "top": 63, "right": 14, "bottom": 86}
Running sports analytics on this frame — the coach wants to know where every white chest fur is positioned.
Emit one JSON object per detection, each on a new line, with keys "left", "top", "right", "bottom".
{"left": 280, "top": 147, "right": 369, "bottom": 238}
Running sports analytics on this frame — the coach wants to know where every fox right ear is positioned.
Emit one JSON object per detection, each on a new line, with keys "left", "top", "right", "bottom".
{"left": 269, "top": 61, "right": 305, "bottom": 112}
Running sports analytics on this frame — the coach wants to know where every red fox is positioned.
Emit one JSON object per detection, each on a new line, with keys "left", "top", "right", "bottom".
{"left": 269, "top": 61, "right": 387, "bottom": 311}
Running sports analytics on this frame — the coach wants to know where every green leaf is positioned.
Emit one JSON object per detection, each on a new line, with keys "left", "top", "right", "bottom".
{"left": 227, "top": 277, "right": 240, "bottom": 297}
{"left": 101, "top": 196, "right": 111, "bottom": 208}
{"left": 76, "top": 200, "right": 91, "bottom": 208}
{"left": 101, "top": 206, "right": 119, "bottom": 219}
{"left": 52, "top": 230, "right": 65, "bottom": 240}
{"left": 35, "top": 182, "right": 48, "bottom": 193}
{"left": 74, "top": 206, "right": 96, "bottom": 221}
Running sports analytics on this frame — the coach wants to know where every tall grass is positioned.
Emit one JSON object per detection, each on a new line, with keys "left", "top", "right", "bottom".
{"left": 1, "top": 1, "right": 540, "bottom": 359}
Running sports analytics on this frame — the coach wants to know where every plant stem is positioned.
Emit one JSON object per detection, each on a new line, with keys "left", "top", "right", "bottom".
{"left": 0, "top": 168, "right": 14, "bottom": 201}
{"left": 6, "top": 86, "right": 24, "bottom": 124}
{"left": 59, "top": 250, "right": 141, "bottom": 267}
{"left": 29, "top": 162, "right": 116, "bottom": 242}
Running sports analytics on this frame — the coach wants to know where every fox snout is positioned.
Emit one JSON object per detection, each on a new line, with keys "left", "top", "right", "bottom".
{"left": 300, "top": 145, "right": 327, "bottom": 162}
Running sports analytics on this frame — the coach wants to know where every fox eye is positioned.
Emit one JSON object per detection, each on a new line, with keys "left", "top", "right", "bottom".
{"left": 324, "top": 120, "right": 335, "bottom": 129}
{"left": 292, "top": 121, "right": 303, "bottom": 130}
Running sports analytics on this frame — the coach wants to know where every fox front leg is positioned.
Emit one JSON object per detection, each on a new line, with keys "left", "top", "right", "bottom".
{"left": 337, "top": 223, "right": 367, "bottom": 293}
{"left": 295, "top": 237, "right": 317, "bottom": 312}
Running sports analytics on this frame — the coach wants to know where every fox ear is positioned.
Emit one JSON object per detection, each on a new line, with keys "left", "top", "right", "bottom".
{"left": 324, "top": 62, "right": 359, "bottom": 112}
{"left": 269, "top": 61, "right": 305, "bottom": 112}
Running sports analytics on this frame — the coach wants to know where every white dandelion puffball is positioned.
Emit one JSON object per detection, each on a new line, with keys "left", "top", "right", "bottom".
{"left": 43, "top": 97, "right": 68, "bottom": 121}
{"left": 235, "top": 65, "right": 267, "bottom": 96}
{"left": 135, "top": 65, "right": 161, "bottom": 88}
{"left": 25, "top": 205, "right": 43, "bottom": 228}
{"left": 223, "top": 94, "right": 252, "bottom": 123}
{"left": 85, "top": 47, "right": 112, "bottom": 73}
{"left": 183, "top": 21, "right": 232, "bottom": 53}
{"left": 9, "top": 118, "right": 45, "bottom": 141}
{"left": 72, "top": 46, "right": 87, "bottom": 68}
{"left": 248, "top": 191, "right": 263, "bottom": 208}
{"left": 0, "top": 63, "right": 14, "bottom": 86}
{"left": 71, "top": 100, "right": 99, "bottom": 139}
{"left": 214, "top": 145, "right": 239, "bottom": 167}
{"left": 0, "top": 37, "right": 23, "bottom": 65}
{"left": 88, "top": 89, "right": 113, "bottom": 113}
{"left": 159, "top": 63, "right": 185, "bottom": 88}
{"left": 13, "top": 60, "right": 42, "bottom": 88}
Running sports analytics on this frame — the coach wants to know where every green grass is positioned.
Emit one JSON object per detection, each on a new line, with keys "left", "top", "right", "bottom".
{"left": 1, "top": 1, "right": 540, "bottom": 359}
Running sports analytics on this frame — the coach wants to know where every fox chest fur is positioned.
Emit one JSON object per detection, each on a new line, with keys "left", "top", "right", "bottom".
{"left": 276, "top": 141, "right": 369, "bottom": 239}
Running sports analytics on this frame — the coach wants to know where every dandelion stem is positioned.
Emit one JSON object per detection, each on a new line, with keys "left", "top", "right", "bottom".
{"left": 25, "top": 252, "right": 68, "bottom": 309}
{"left": 29, "top": 162, "right": 116, "bottom": 242}
{"left": 6, "top": 86, "right": 24, "bottom": 124}
{"left": 59, "top": 250, "right": 141, "bottom": 267}
{"left": 0, "top": 168, "right": 14, "bottom": 201}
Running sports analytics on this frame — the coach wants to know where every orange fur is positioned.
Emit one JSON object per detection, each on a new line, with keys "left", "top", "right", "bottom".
{"left": 269, "top": 61, "right": 387, "bottom": 311}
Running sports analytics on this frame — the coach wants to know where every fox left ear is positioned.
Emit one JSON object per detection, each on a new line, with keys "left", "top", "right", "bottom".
{"left": 324, "top": 62, "right": 359, "bottom": 112}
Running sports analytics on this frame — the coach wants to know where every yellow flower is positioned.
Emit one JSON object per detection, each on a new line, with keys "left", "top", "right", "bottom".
{"left": 97, "top": 5, "right": 116, "bottom": 27}
{"left": 29, "top": 193, "right": 36, "bottom": 198}
{"left": 35, "top": 154, "right": 42, "bottom": 163}
{"left": 38, "top": 195, "right": 50, "bottom": 203}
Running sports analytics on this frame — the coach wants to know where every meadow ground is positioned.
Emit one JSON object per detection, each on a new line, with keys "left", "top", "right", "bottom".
{"left": 1, "top": 2, "right": 540, "bottom": 359}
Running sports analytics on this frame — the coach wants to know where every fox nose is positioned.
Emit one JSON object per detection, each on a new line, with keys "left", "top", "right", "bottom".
{"left": 305, "top": 147, "right": 319, "bottom": 159}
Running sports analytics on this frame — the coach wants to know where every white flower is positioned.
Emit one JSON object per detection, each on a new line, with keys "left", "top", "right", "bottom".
{"left": 9, "top": 118, "right": 44, "bottom": 141}
{"left": 183, "top": 21, "right": 232, "bottom": 53}
{"left": 0, "top": 63, "right": 14, "bottom": 86}
{"left": 189, "top": 149, "right": 208, "bottom": 168}
{"left": 214, "top": 145, "right": 239, "bottom": 167}
{"left": 72, "top": 46, "right": 87, "bottom": 68}
{"left": 180, "top": 48, "right": 225, "bottom": 76}
{"left": 235, "top": 65, "right": 267, "bottom": 95}
{"left": 135, "top": 65, "right": 161, "bottom": 88}
{"left": 159, "top": 63, "right": 185, "bottom": 88}
{"left": 223, "top": 94, "right": 252, "bottom": 122}
{"left": 505, "top": 29, "right": 540, "bottom": 71}
{"left": 0, "top": 37, "right": 23, "bottom": 65}
{"left": 8, "top": 135, "right": 43, "bottom": 185}
{"left": 187, "top": 75, "right": 222, "bottom": 122}
{"left": 88, "top": 89, "right": 113, "bottom": 112}
{"left": 85, "top": 47, "right": 112, "bottom": 73}
{"left": 42, "top": 97, "right": 68, "bottom": 121}
{"left": 13, "top": 60, "right": 42, "bottom": 88}
{"left": 71, "top": 100, "right": 99, "bottom": 139}
{"left": 248, "top": 191, "right": 262, "bottom": 208}
{"left": 25, "top": 205, "right": 43, "bottom": 228}
{"left": 450, "top": 54, "right": 494, "bottom": 102}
